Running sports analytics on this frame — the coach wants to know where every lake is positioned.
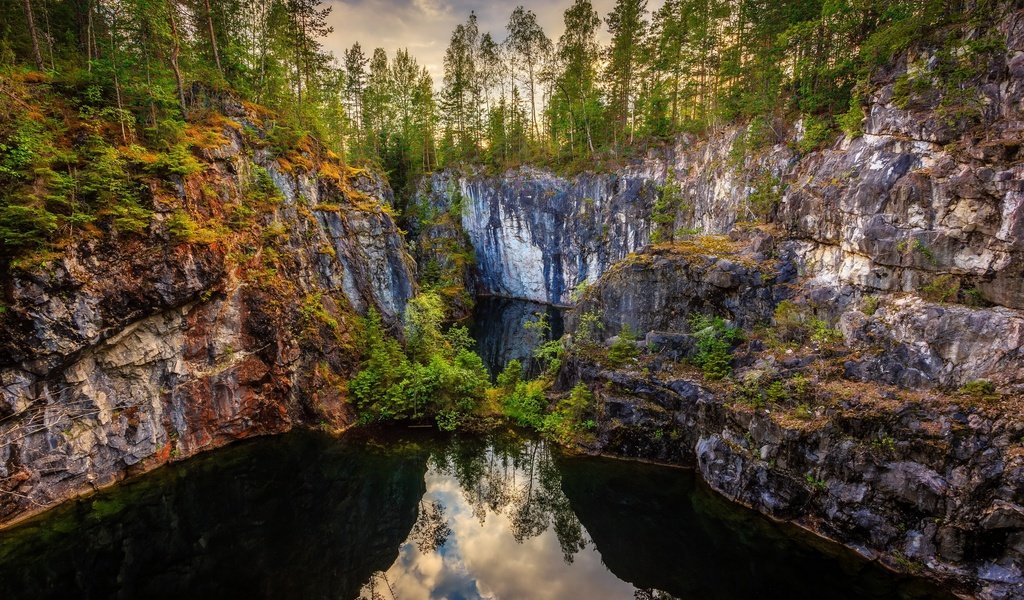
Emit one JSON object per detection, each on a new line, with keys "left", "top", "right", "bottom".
{"left": 0, "top": 428, "right": 950, "bottom": 600}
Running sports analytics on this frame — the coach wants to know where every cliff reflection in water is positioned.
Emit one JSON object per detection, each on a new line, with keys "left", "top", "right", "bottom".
{"left": 0, "top": 432, "right": 428, "bottom": 600}
{"left": 0, "top": 429, "right": 954, "bottom": 600}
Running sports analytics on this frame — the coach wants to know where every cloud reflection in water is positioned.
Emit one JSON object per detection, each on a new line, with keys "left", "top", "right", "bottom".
{"left": 359, "top": 437, "right": 640, "bottom": 600}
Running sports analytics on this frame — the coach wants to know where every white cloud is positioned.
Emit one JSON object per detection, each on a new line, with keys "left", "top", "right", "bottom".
{"left": 360, "top": 461, "right": 637, "bottom": 600}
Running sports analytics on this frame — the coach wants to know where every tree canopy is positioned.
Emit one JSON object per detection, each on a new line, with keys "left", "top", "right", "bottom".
{"left": 0, "top": 0, "right": 999, "bottom": 202}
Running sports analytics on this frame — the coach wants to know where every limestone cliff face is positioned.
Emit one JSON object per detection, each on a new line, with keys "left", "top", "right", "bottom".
{"left": 417, "top": 7, "right": 1024, "bottom": 395}
{"left": 415, "top": 166, "right": 658, "bottom": 305}
{"left": 0, "top": 98, "right": 416, "bottom": 527}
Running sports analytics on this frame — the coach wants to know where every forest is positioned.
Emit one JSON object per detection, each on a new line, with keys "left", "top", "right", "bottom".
{"left": 0, "top": 0, "right": 998, "bottom": 253}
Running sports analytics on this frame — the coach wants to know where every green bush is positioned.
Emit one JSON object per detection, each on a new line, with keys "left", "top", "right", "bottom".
{"left": 501, "top": 379, "right": 548, "bottom": 429}
{"left": 534, "top": 338, "right": 565, "bottom": 376}
{"left": 145, "top": 118, "right": 188, "bottom": 149}
{"left": 796, "top": 115, "right": 835, "bottom": 154}
{"left": 959, "top": 379, "right": 998, "bottom": 401}
{"left": 496, "top": 359, "right": 523, "bottom": 392}
{"left": 349, "top": 293, "right": 490, "bottom": 426}
{"left": 0, "top": 203, "right": 58, "bottom": 254}
{"left": 149, "top": 144, "right": 202, "bottom": 177}
{"left": 861, "top": 295, "right": 880, "bottom": 316}
{"left": 246, "top": 165, "right": 284, "bottom": 208}
{"left": 838, "top": 95, "right": 865, "bottom": 138}
{"left": 0, "top": 120, "right": 43, "bottom": 182}
{"left": 920, "top": 274, "right": 960, "bottom": 303}
{"left": 748, "top": 172, "right": 782, "bottom": 221}
{"left": 299, "top": 292, "right": 340, "bottom": 335}
{"left": 809, "top": 318, "right": 843, "bottom": 347}
{"left": 689, "top": 314, "right": 740, "bottom": 380}
{"left": 607, "top": 324, "right": 640, "bottom": 367}
{"left": 542, "top": 383, "right": 596, "bottom": 444}
{"left": 733, "top": 371, "right": 813, "bottom": 410}
{"left": 575, "top": 311, "right": 605, "bottom": 348}
{"left": 772, "top": 301, "right": 842, "bottom": 348}
{"left": 166, "top": 210, "right": 215, "bottom": 243}
{"left": 108, "top": 200, "right": 153, "bottom": 235}
{"left": 651, "top": 174, "right": 684, "bottom": 244}
{"left": 772, "top": 300, "right": 806, "bottom": 343}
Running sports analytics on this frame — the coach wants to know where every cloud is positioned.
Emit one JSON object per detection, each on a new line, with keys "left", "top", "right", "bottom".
{"left": 412, "top": 0, "right": 452, "bottom": 19}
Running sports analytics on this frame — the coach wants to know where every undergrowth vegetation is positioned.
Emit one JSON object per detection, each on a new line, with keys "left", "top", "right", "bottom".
{"left": 492, "top": 313, "right": 596, "bottom": 444}
{"left": 349, "top": 291, "right": 599, "bottom": 443}
{"left": 689, "top": 314, "right": 742, "bottom": 380}
{"left": 350, "top": 293, "right": 489, "bottom": 430}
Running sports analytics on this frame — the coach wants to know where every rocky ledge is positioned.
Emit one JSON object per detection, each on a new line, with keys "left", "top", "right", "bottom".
{"left": 555, "top": 239, "right": 1024, "bottom": 599}
{"left": 559, "top": 356, "right": 1024, "bottom": 600}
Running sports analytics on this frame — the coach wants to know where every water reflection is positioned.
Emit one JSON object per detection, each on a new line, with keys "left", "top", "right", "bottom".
{"left": 558, "top": 455, "right": 952, "bottom": 600}
{"left": 0, "top": 430, "right": 955, "bottom": 600}
{"left": 0, "top": 432, "right": 428, "bottom": 600}
{"left": 469, "top": 297, "right": 565, "bottom": 378}
{"left": 360, "top": 433, "right": 954, "bottom": 600}
{"left": 360, "top": 434, "right": 635, "bottom": 600}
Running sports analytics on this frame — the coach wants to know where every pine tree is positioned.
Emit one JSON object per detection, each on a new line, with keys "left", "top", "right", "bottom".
{"left": 506, "top": 6, "right": 551, "bottom": 145}
{"left": 604, "top": 0, "right": 648, "bottom": 148}
{"left": 344, "top": 42, "right": 369, "bottom": 154}
{"left": 440, "top": 14, "right": 481, "bottom": 161}
{"left": 550, "top": 0, "right": 603, "bottom": 156}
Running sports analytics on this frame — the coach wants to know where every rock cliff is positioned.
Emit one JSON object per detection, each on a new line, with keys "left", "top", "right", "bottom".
{"left": 0, "top": 94, "right": 415, "bottom": 527}
{"left": 416, "top": 9, "right": 1024, "bottom": 313}
{"left": 413, "top": 7, "right": 1024, "bottom": 597}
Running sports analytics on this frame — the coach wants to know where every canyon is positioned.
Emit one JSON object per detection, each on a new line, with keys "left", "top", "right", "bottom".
{"left": 2, "top": 7, "right": 1024, "bottom": 600}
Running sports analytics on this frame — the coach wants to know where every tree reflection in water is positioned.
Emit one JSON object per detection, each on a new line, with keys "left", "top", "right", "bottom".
{"left": 410, "top": 500, "right": 452, "bottom": 553}
{"left": 431, "top": 435, "right": 586, "bottom": 562}
{"left": 358, "top": 433, "right": 613, "bottom": 600}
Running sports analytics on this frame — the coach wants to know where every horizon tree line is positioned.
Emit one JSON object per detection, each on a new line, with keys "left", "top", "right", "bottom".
{"left": 2, "top": 0, "right": 992, "bottom": 199}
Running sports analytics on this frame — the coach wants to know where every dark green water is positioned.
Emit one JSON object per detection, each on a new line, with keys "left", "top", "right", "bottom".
{"left": 0, "top": 429, "right": 952, "bottom": 600}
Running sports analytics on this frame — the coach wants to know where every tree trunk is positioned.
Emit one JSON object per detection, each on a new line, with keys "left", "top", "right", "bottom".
{"left": 41, "top": 0, "right": 55, "bottom": 70}
{"left": 85, "top": 0, "right": 92, "bottom": 71}
{"left": 22, "top": 0, "right": 45, "bottom": 71}
{"left": 167, "top": 1, "right": 188, "bottom": 118}
{"left": 106, "top": 6, "right": 129, "bottom": 144}
{"left": 528, "top": 62, "right": 538, "bottom": 142}
{"left": 203, "top": 0, "right": 223, "bottom": 77}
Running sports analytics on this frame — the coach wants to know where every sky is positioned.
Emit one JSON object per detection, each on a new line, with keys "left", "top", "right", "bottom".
{"left": 321, "top": 0, "right": 628, "bottom": 83}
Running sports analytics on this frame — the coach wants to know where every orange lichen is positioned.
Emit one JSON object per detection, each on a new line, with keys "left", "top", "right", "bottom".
{"left": 319, "top": 160, "right": 343, "bottom": 183}
{"left": 185, "top": 122, "right": 231, "bottom": 150}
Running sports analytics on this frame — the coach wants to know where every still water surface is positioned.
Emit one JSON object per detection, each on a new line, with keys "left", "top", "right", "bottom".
{"left": 0, "top": 429, "right": 951, "bottom": 600}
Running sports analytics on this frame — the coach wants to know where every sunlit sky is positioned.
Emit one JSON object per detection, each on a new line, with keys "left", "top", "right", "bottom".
{"left": 322, "top": 0, "right": 664, "bottom": 83}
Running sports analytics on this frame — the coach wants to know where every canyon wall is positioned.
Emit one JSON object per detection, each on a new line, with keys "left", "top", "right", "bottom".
{"left": 0, "top": 97, "right": 415, "bottom": 527}
{"left": 416, "top": 7, "right": 1024, "bottom": 394}
{"left": 413, "top": 7, "right": 1024, "bottom": 597}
